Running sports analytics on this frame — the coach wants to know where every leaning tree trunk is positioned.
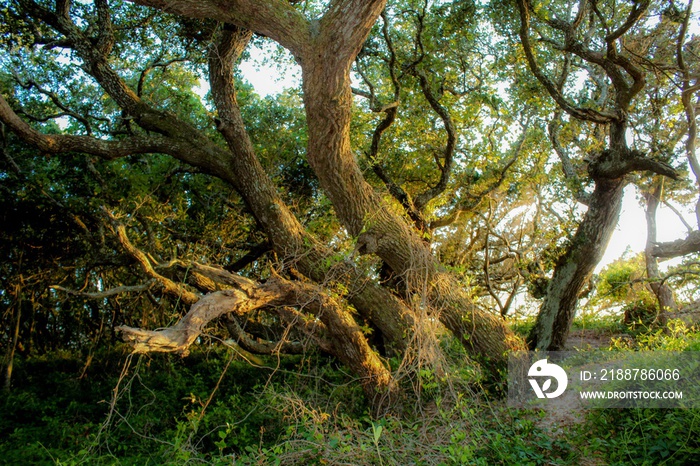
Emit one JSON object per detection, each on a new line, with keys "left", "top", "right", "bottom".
{"left": 3, "top": 294, "right": 21, "bottom": 393}
{"left": 527, "top": 116, "right": 679, "bottom": 350}
{"left": 516, "top": 0, "right": 680, "bottom": 351}
{"left": 528, "top": 175, "right": 625, "bottom": 350}
{"left": 300, "top": 15, "right": 525, "bottom": 361}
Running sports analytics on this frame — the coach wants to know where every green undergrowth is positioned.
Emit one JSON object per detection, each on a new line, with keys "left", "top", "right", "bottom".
{"left": 510, "top": 313, "right": 629, "bottom": 340}
{"left": 1, "top": 321, "right": 699, "bottom": 465}
{"left": 579, "top": 319, "right": 700, "bottom": 465}
{"left": 571, "top": 312, "right": 628, "bottom": 333}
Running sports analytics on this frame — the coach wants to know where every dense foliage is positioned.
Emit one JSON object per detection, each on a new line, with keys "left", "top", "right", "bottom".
{"left": 1, "top": 0, "right": 700, "bottom": 463}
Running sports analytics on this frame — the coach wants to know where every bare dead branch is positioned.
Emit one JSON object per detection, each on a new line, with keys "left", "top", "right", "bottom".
{"left": 117, "top": 288, "right": 259, "bottom": 354}
{"left": 50, "top": 282, "right": 155, "bottom": 299}
{"left": 116, "top": 273, "right": 395, "bottom": 397}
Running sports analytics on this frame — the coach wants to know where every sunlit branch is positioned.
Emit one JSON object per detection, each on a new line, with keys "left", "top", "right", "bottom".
{"left": 0, "top": 94, "right": 172, "bottom": 159}
{"left": 102, "top": 207, "right": 201, "bottom": 305}
{"left": 128, "top": 0, "right": 311, "bottom": 59}
{"left": 587, "top": 149, "right": 679, "bottom": 180}
{"left": 430, "top": 120, "right": 530, "bottom": 230}
{"left": 676, "top": 0, "right": 700, "bottom": 229}
{"left": 652, "top": 231, "right": 700, "bottom": 259}
{"left": 483, "top": 203, "right": 505, "bottom": 314}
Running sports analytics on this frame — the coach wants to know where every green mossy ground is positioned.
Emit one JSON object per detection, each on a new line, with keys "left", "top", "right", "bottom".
{"left": 2, "top": 319, "right": 699, "bottom": 465}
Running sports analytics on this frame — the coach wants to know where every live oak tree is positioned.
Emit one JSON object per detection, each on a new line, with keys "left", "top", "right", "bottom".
{"left": 608, "top": 0, "right": 700, "bottom": 323}
{"left": 0, "top": 0, "right": 528, "bottom": 405}
{"left": 515, "top": 0, "right": 686, "bottom": 349}
{"left": 0, "top": 0, "right": 696, "bottom": 402}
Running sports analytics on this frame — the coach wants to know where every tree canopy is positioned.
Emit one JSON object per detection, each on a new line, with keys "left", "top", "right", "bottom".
{"left": 1, "top": 0, "right": 699, "bottom": 407}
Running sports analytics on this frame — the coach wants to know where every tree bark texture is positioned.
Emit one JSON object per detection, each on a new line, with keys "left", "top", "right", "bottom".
{"left": 528, "top": 176, "right": 625, "bottom": 350}
{"left": 129, "top": 0, "right": 524, "bottom": 360}
{"left": 118, "top": 269, "right": 396, "bottom": 401}
{"left": 299, "top": 7, "right": 525, "bottom": 360}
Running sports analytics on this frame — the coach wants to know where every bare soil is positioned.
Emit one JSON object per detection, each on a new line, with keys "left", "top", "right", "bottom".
{"left": 533, "top": 328, "right": 630, "bottom": 465}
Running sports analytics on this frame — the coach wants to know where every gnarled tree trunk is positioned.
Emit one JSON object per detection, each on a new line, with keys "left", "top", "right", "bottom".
{"left": 528, "top": 121, "right": 678, "bottom": 350}
{"left": 528, "top": 175, "right": 625, "bottom": 350}
{"left": 517, "top": 0, "right": 680, "bottom": 350}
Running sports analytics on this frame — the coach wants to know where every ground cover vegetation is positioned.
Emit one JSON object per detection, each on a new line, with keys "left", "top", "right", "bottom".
{"left": 1, "top": 0, "right": 700, "bottom": 463}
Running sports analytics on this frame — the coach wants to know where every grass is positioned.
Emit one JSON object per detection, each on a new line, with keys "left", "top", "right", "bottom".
{"left": 1, "top": 320, "right": 699, "bottom": 465}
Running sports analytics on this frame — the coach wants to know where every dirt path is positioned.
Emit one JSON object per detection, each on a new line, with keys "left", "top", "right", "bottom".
{"left": 565, "top": 328, "right": 629, "bottom": 350}
{"left": 532, "top": 328, "right": 631, "bottom": 465}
